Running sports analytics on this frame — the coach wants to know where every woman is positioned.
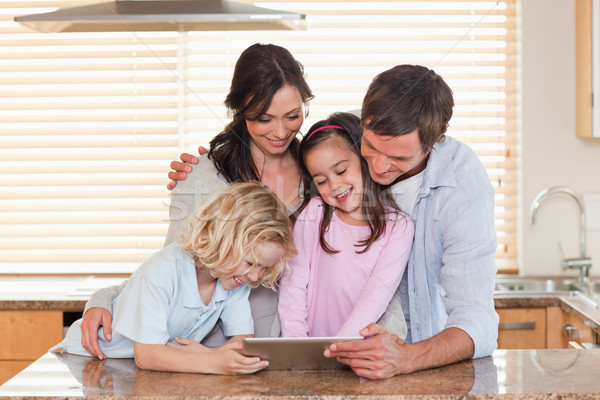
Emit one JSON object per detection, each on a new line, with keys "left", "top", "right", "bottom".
{"left": 81, "top": 43, "right": 313, "bottom": 360}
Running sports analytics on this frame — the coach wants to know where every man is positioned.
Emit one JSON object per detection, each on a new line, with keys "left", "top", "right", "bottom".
{"left": 324, "top": 64, "right": 499, "bottom": 379}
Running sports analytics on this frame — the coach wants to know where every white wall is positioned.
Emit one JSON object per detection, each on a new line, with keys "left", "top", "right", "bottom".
{"left": 520, "top": 0, "right": 600, "bottom": 277}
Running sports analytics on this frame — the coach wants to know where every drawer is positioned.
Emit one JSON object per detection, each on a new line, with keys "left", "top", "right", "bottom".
{"left": 497, "top": 308, "right": 547, "bottom": 349}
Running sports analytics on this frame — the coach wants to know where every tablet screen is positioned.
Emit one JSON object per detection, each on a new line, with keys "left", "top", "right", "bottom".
{"left": 242, "top": 336, "right": 363, "bottom": 370}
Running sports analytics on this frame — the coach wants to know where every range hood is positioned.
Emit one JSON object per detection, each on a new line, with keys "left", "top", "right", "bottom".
{"left": 14, "top": 0, "right": 306, "bottom": 33}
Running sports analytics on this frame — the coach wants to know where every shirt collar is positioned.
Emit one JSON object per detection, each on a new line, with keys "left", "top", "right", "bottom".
{"left": 389, "top": 135, "right": 457, "bottom": 198}
{"left": 179, "top": 247, "right": 228, "bottom": 309}
{"left": 421, "top": 135, "right": 457, "bottom": 190}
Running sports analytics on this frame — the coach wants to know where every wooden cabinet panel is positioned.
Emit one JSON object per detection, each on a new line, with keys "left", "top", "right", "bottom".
{"left": 497, "top": 308, "right": 546, "bottom": 349}
{"left": 546, "top": 306, "right": 595, "bottom": 348}
{"left": 0, "top": 311, "right": 63, "bottom": 386}
{"left": 0, "top": 311, "right": 63, "bottom": 359}
{"left": 564, "top": 312, "right": 594, "bottom": 346}
{"left": 576, "top": 0, "right": 594, "bottom": 137}
{"left": 546, "top": 306, "right": 569, "bottom": 349}
{"left": 0, "top": 361, "right": 30, "bottom": 386}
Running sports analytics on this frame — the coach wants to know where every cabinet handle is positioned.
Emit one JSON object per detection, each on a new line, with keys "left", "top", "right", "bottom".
{"left": 563, "top": 324, "right": 581, "bottom": 340}
{"left": 498, "top": 321, "right": 536, "bottom": 330}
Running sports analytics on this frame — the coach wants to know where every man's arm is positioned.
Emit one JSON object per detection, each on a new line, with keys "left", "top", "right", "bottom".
{"left": 438, "top": 189, "right": 498, "bottom": 359}
{"left": 81, "top": 279, "right": 128, "bottom": 359}
{"left": 83, "top": 280, "right": 127, "bottom": 313}
{"left": 325, "top": 324, "right": 473, "bottom": 379}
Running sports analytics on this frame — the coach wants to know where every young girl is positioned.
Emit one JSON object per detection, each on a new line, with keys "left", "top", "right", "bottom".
{"left": 278, "top": 112, "right": 414, "bottom": 338}
{"left": 53, "top": 182, "right": 297, "bottom": 375}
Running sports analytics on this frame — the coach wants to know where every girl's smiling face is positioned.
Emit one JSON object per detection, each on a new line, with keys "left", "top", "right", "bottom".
{"left": 218, "top": 241, "right": 285, "bottom": 291}
{"left": 303, "top": 136, "right": 365, "bottom": 225}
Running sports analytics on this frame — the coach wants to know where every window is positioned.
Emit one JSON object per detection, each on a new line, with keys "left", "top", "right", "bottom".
{"left": 0, "top": 0, "right": 517, "bottom": 274}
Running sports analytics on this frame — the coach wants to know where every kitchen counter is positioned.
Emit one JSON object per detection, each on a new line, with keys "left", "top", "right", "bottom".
{"left": 2, "top": 275, "right": 600, "bottom": 343}
{"left": 2, "top": 277, "right": 600, "bottom": 398}
{"left": 1, "top": 349, "right": 600, "bottom": 399}
{"left": 0, "top": 276, "right": 126, "bottom": 311}
{"left": 494, "top": 291, "right": 600, "bottom": 334}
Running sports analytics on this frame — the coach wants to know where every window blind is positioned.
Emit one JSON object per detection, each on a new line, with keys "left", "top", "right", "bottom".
{"left": 0, "top": 0, "right": 517, "bottom": 274}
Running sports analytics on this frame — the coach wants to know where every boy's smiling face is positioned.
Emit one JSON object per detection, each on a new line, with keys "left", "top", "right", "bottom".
{"left": 218, "top": 241, "right": 284, "bottom": 291}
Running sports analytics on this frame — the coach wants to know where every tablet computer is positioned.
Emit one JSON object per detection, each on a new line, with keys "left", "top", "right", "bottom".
{"left": 242, "top": 336, "right": 363, "bottom": 370}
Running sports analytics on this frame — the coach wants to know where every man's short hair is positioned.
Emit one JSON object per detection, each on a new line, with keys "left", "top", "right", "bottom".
{"left": 361, "top": 64, "right": 454, "bottom": 153}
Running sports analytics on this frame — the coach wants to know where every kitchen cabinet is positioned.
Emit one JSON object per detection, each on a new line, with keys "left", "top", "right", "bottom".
{"left": 497, "top": 308, "right": 547, "bottom": 349}
{"left": 498, "top": 305, "right": 598, "bottom": 350}
{"left": 547, "top": 306, "right": 596, "bottom": 348}
{"left": 576, "top": 0, "right": 600, "bottom": 138}
{"left": 0, "top": 311, "right": 63, "bottom": 385}
{"left": 564, "top": 312, "right": 595, "bottom": 346}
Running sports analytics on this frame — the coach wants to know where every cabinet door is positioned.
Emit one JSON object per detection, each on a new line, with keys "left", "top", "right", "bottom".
{"left": 576, "top": 0, "right": 600, "bottom": 138}
{"left": 546, "top": 306, "right": 569, "bottom": 348}
{"left": 564, "top": 312, "right": 595, "bottom": 347}
{"left": 0, "top": 311, "right": 63, "bottom": 385}
{"left": 0, "top": 361, "right": 31, "bottom": 385}
{"left": 497, "top": 308, "right": 546, "bottom": 349}
{"left": 576, "top": 0, "right": 594, "bottom": 137}
{"left": 0, "top": 311, "right": 63, "bottom": 360}
{"left": 546, "top": 306, "right": 596, "bottom": 348}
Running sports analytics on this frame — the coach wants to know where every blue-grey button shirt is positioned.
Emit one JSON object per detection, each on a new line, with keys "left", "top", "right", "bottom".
{"left": 391, "top": 136, "right": 499, "bottom": 358}
{"left": 54, "top": 243, "right": 253, "bottom": 358}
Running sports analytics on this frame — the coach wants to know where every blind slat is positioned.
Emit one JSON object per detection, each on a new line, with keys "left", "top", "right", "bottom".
{"left": 0, "top": 0, "right": 517, "bottom": 274}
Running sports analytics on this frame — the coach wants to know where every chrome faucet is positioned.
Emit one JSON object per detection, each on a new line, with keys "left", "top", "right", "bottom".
{"left": 530, "top": 186, "right": 592, "bottom": 284}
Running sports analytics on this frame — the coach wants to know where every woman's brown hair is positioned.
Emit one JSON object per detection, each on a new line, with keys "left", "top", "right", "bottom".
{"left": 209, "top": 43, "right": 313, "bottom": 183}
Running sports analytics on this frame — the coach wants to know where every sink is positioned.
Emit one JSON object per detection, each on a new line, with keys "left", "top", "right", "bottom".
{"left": 579, "top": 281, "right": 600, "bottom": 304}
{"left": 494, "top": 277, "right": 579, "bottom": 295}
{"left": 494, "top": 276, "right": 600, "bottom": 310}
{"left": 590, "top": 282, "right": 600, "bottom": 292}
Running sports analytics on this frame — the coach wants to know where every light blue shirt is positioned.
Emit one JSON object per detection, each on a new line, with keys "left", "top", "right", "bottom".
{"left": 391, "top": 136, "right": 499, "bottom": 358}
{"left": 54, "top": 243, "right": 253, "bottom": 358}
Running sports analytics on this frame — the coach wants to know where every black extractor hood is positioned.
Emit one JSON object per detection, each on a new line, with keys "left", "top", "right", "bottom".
{"left": 14, "top": 0, "right": 307, "bottom": 33}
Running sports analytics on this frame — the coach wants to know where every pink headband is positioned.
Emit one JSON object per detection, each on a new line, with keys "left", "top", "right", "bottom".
{"left": 306, "top": 124, "right": 343, "bottom": 141}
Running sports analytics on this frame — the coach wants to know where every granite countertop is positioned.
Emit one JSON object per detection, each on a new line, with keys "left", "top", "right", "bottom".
{"left": 2, "top": 277, "right": 600, "bottom": 398}
{"left": 0, "top": 276, "right": 126, "bottom": 311}
{"left": 1, "top": 275, "right": 599, "bottom": 336}
{"left": 1, "top": 349, "right": 600, "bottom": 399}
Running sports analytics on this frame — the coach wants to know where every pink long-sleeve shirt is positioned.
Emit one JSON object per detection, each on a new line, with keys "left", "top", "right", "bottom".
{"left": 278, "top": 197, "right": 414, "bottom": 337}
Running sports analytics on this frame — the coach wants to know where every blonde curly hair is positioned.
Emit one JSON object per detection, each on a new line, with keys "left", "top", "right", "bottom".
{"left": 179, "top": 181, "right": 296, "bottom": 289}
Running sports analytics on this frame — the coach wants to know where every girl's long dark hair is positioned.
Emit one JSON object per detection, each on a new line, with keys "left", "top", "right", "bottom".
{"left": 297, "top": 112, "right": 398, "bottom": 254}
{"left": 208, "top": 43, "right": 313, "bottom": 183}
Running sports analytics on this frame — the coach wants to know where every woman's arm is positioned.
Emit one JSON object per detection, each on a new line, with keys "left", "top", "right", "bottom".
{"left": 134, "top": 337, "right": 268, "bottom": 374}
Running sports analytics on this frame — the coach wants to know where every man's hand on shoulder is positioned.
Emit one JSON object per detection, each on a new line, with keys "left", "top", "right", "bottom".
{"left": 166, "top": 146, "right": 208, "bottom": 190}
